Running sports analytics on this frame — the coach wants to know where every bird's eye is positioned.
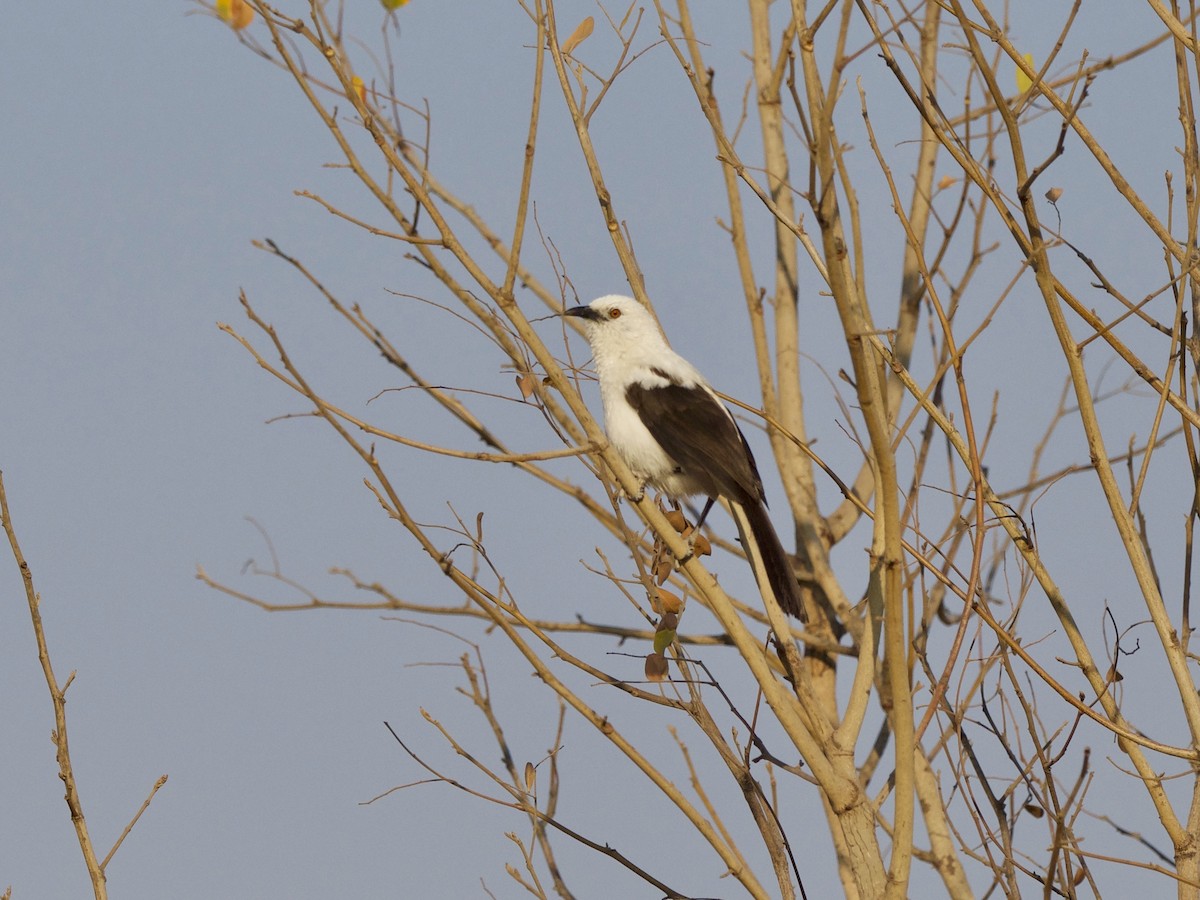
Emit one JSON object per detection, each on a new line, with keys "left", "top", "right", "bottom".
{"left": 608, "top": 308, "right": 622, "bottom": 319}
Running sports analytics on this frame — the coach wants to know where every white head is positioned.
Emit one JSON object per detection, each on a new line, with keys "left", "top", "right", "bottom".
{"left": 564, "top": 294, "right": 705, "bottom": 389}
{"left": 564, "top": 295, "right": 668, "bottom": 359}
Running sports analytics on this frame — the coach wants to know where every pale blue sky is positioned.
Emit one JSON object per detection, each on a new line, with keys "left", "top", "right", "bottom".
{"left": 2, "top": 2, "right": 1194, "bottom": 897}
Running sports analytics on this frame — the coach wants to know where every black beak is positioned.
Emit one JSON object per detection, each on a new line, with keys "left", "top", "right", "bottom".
{"left": 564, "top": 305, "right": 602, "bottom": 321}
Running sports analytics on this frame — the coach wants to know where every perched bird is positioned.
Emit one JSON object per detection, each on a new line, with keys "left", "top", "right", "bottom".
{"left": 566, "top": 294, "right": 806, "bottom": 621}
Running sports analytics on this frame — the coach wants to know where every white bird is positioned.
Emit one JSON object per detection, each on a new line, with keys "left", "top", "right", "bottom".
{"left": 566, "top": 294, "right": 806, "bottom": 622}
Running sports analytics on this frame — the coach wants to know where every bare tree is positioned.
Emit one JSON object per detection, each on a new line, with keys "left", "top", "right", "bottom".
{"left": 2, "top": 472, "right": 168, "bottom": 900}
{"left": 196, "top": 1, "right": 1200, "bottom": 897}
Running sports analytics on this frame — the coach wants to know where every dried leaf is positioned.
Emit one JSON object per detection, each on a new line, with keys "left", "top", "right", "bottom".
{"left": 351, "top": 76, "right": 367, "bottom": 106}
{"left": 561, "top": 16, "right": 594, "bottom": 56}
{"left": 644, "top": 652, "right": 669, "bottom": 682}
{"left": 1023, "top": 802, "right": 1045, "bottom": 819}
{"left": 1045, "top": 186, "right": 1064, "bottom": 203}
{"left": 381, "top": 0, "right": 410, "bottom": 9}
{"left": 664, "top": 509, "right": 688, "bottom": 532}
{"left": 657, "top": 589, "right": 683, "bottom": 615}
{"left": 515, "top": 372, "right": 535, "bottom": 400}
{"left": 691, "top": 534, "right": 712, "bottom": 557}
{"left": 524, "top": 762, "right": 536, "bottom": 793}
{"left": 937, "top": 174, "right": 957, "bottom": 190}
{"left": 1072, "top": 869, "right": 1086, "bottom": 887}
{"left": 654, "top": 556, "right": 673, "bottom": 585}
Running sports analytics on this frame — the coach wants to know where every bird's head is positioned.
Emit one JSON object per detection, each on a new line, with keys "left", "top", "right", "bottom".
{"left": 564, "top": 295, "right": 663, "bottom": 355}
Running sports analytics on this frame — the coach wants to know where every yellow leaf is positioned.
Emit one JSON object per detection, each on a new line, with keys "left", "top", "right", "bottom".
{"left": 216, "top": 0, "right": 254, "bottom": 30}
{"left": 561, "top": 17, "right": 594, "bottom": 55}
{"left": 381, "top": 0, "right": 409, "bottom": 9}
{"left": 1015, "top": 53, "right": 1034, "bottom": 93}
{"left": 351, "top": 76, "right": 367, "bottom": 106}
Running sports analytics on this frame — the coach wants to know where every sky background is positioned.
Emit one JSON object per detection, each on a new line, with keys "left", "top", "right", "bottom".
{"left": 2, "top": 2, "right": 1195, "bottom": 897}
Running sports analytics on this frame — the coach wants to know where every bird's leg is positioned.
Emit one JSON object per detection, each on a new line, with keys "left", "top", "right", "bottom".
{"left": 619, "top": 481, "right": 646, "bottom": 503}
{"left": 692, "top": 496, "right": 717, "bottom": 533}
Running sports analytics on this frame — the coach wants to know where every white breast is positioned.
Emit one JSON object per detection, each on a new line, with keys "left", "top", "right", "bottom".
{"left": 599, "top": 374, "right": 701, "bottom": 498}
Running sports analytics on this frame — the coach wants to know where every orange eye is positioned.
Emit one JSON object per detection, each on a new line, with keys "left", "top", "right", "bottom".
{"left": 608, "top": 307, "right": 622, "bottom": 319}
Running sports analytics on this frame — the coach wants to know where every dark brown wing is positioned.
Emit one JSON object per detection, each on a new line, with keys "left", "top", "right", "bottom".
{"left": 625, "top": 379, "right": 765, "bottom": 505}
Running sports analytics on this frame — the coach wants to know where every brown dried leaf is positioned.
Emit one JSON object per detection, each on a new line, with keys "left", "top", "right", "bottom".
{"left": 561, "top": 16, "right": 594, "bottom": 56}
{"left": 664, "top": 509, "right": 688, "bottom": 533}
{"left": 657, "top": 589, "right": 683, "bottom": 614}
{"left": 691, "top": 534, "right": 712, "bottom": 557}
{"left": 515, "top": 372, "right": 535, "bottom": 400}
{"left": 644, "top": 652, "right": 669, "bottom": 682}
{"left": 1045, "top": 186, "right": 1064, "bottom": 203}
{"left": 654, "top": 556, "right": 673, "bottom": 585}
{"left": 1023, "top": 803, "right": 1045, "bottom": 819}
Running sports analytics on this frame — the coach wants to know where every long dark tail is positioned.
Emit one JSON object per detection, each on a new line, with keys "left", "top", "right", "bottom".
{"left": 729, "top": 500, "right": 807, "bottom": 622}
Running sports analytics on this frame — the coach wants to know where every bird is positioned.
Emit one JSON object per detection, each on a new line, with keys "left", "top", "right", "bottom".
{"left": 565, "top": 294, "right": 806, "bottom": 622}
